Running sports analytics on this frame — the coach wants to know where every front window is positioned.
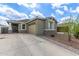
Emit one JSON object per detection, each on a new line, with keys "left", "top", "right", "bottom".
{"left": 48, "top": 21, "right": 54, "bottom": 29}
{"left": 22, "top": 24, "right": 25, "bottom": 29}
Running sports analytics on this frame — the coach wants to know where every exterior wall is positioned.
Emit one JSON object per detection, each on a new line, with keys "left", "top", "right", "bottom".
{"left": 6, "top": 18, "right": 57, "bottom": 35}
{"left": 27, "top": 19, "right": 45, "bottom": 35}
{"left": 36, "top": 20, "right": 45, "bottom": 35}
{"left": 18, "top": 23, "right": 27, "bottom": 33}
{"left": 44, "top": 30, "right": 57, "bottom": 36}
{"left": 45, "top": 19, "right": 56, "bottom": 29}
{"left": 28, "top": 24, "right": 37, "bottom": 34}
{"left": 8, "top": 22, "right": 27, "bottom": 33}
{"left": 27, "top": 19, "right": 57, "bottom": 36}
{"left": 44, "top": 19, "right": 57, "bottom": 36}
{"left": 27, "top": 20, "right": 38, "bottom": 35}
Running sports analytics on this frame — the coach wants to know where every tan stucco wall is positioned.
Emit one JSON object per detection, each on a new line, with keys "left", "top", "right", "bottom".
{"left": 28, "top": 24, "right": 37, "bottom": 34}
{"left": 45, "top": 19, "right": 56, "bottom": 29}
{"left": 18, "top": 23, "right": 27, "bottom": 33}
{"left": 44, "top": 19, "right": 57, "bottom": 36}
{"left": 27, "top": 19, "right": 45, "bottom": 35}
{"left": 27, "top": 20, "right": 38, "bottom": 35}
{"left": 36, "top": 20, "right": 45, "bottom": 35}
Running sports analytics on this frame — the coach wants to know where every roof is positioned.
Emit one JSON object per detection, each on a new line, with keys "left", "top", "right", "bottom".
{"left": 6, "top": 16, "right": 57, "bottom": 24}
{"left": 26, "top": 17, "right": 45, "bottom": 24}
{"left": 27, "top": 16, "right": 57, "bottom": 24}
{"left": 7, "top": 19, "right": 29, "bottom": 23}
{"left": 46, "top": 17, "right": 57, "bottom": 23}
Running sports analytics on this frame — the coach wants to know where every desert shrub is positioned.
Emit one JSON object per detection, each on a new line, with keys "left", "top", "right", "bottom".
{"left": 73, "top": 24, "right": 79, "bottom": 39}
{"left": 74, "top": 32, "right": 79, "bottom": 39}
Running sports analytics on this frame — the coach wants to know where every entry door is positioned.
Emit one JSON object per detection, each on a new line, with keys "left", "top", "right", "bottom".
{"left": 12, "top": 24, "right": 18, "bottom": 33}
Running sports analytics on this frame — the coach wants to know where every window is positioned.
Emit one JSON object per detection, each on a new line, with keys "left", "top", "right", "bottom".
{"left": 22, "top": 24, "right": 25, "bottom": 29}
{"left": 48, "top": 22, "right": 55, "bottom": 29}
{"left": 50, "top": 22, "right": 53, "bottom": 29}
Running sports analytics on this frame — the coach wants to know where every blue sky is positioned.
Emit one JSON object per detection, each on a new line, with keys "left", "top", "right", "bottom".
{"left": 0, "top": 3, "right": 79, "bottom": 25}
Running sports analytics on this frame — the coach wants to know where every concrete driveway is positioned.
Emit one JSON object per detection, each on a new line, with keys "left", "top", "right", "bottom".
{"left": 0, "top": 33, "right": 78, "bottom": 56}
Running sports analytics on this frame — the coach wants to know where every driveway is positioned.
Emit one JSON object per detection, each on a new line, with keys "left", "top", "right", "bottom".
{"left": 0, "top": 33, "right": 78, "bottom": 56}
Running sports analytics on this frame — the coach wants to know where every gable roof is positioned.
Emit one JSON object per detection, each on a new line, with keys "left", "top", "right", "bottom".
{"left": 6, "top": 17, "right": 57, "bottom": 24}
{"left": 27, "top": 16, "right": 57, "bottom": 23}
{"left": 26, "top": 17, "right": 45, "bottom": 23}
{"left": 46, "top": 17, "right": 57, "bottom": 23}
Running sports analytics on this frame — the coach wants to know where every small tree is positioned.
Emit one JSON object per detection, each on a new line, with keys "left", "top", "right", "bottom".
{"left": 61, "top": 15, "right": 75, "bottom": 41}
{"left": 72, "top": 15, "right": 79, "bottom": 39}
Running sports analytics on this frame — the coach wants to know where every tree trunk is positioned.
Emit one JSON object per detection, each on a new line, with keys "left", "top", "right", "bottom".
{"left": 68, "top": 31, "right": 71, "bottom": 42}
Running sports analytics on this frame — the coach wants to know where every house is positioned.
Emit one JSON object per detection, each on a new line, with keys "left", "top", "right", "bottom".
{"left": 0, "top": 24, "right": 8, "bottom": 34}
{"left": 6, "top": 17, "right": 57, "bottom": 36}
{"left": 7, "top": 19, "right": 29, "bottom": 33}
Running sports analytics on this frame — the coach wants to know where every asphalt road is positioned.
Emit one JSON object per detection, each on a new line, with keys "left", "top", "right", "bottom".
{"left": 0, "top": 34, "right": 78, "bottom": 56}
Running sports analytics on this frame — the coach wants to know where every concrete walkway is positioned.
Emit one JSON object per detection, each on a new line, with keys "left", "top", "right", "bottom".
{"left": 0, "top": 33, "right": 78, "bottom": 56}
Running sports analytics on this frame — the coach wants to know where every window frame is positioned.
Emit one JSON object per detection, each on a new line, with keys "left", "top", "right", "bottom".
{"left": 48, "top": 20, "right": 55, "bottom": 30}
{"left": 21, "top": 23, "right": 26, "bottom": 30}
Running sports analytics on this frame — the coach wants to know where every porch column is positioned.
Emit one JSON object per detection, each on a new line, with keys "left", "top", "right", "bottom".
{"left": 8, "top": 23, "right": 12, "bottom": 33}
{"left": 0, "top": 27, "right": 1, "bottom": 34}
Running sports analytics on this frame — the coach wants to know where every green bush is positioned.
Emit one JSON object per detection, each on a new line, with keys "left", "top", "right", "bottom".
{"left": 74, "top": 32, "right": 79, "bottom": 39}
{"left": 72, "top": 24, "right": 79, "bottom": 39}
{"left": 57, "top": 26, "right": 69, "bottom": 32}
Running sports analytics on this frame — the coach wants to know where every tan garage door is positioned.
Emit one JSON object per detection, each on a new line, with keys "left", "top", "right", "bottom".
{"left": 28, "top": 24, "right": 37, "bottom": 34}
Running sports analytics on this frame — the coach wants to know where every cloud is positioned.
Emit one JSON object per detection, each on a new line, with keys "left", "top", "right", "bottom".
{"left": 70, "top": 6, "right": 79, "bottom": 13}
{"left": 56, "top": 9, "right": 64, "bottom": 15}
{"left": 19, "top": 13, "right": 29, "bottom": 19}
{"left": 59, "top": 16, "right": 70, "bottom": 23}
{"left": 29, "top": 9, "right": 45, "bottom": 18}
{"left": 60, "top": 15, "right": 78, "bottom": 24}
{"left": 51, "top": 3, "right": 68, "bottom": 15}
{"left": 51, "top": 13, "right": 56, "bottom": 17}
{"left": 51, "top": 3, "right": 64, "bottom": 8}
{"left": 0, "top": 16, "right": 9, "bottom": 20}
{"left": 0, "top": 4, "right": 29, "bottom": 20}
{"left": 51, "top": 3, "right": 69, "bottom": 12}
{"left": 0, "top": 16, "right": 9, "bottom": 26}
{"left": 51, "top": 3, "right": 68, "bottom": 8}
{"left": 59, "top": 16, "right": 76, "bottom": 23}
{"left": 61, "top": 16, "right": 70, "bottom": 21}
{"left": 76, "top": 7, "right": 79, "bottom": 13}
{"left": 17, "top": 3, "right": 37, "bottom": 9}
{"left": 62, "top": 6, "right": 68, "bottom": 11}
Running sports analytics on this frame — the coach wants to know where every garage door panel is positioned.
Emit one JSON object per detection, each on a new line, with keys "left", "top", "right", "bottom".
{"left": 28, "top": 24, "right": 36, "bottom": 34}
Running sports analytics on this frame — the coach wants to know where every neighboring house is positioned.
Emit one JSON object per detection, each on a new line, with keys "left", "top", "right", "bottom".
{"left": 6, "top": 17, "right": 57, "bottom": 36}
{"left": 0, "top": 24, "right": 8, "bottom": 34}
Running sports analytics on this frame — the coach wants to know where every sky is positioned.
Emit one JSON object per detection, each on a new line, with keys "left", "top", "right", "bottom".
{"left": 0, "top": 3, "right": 79, "bottom": 25}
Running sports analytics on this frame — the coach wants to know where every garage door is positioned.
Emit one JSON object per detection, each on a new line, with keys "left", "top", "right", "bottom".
{"left": 1, "top": 27, "right": 8, "bottom": 33}
{"left": 28, "top": 24, "right": 37, "bottom": 34}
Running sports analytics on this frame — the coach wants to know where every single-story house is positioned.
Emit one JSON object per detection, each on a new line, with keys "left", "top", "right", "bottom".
{"left": 2, "top": 17, "right": 57, "bottom": 36}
